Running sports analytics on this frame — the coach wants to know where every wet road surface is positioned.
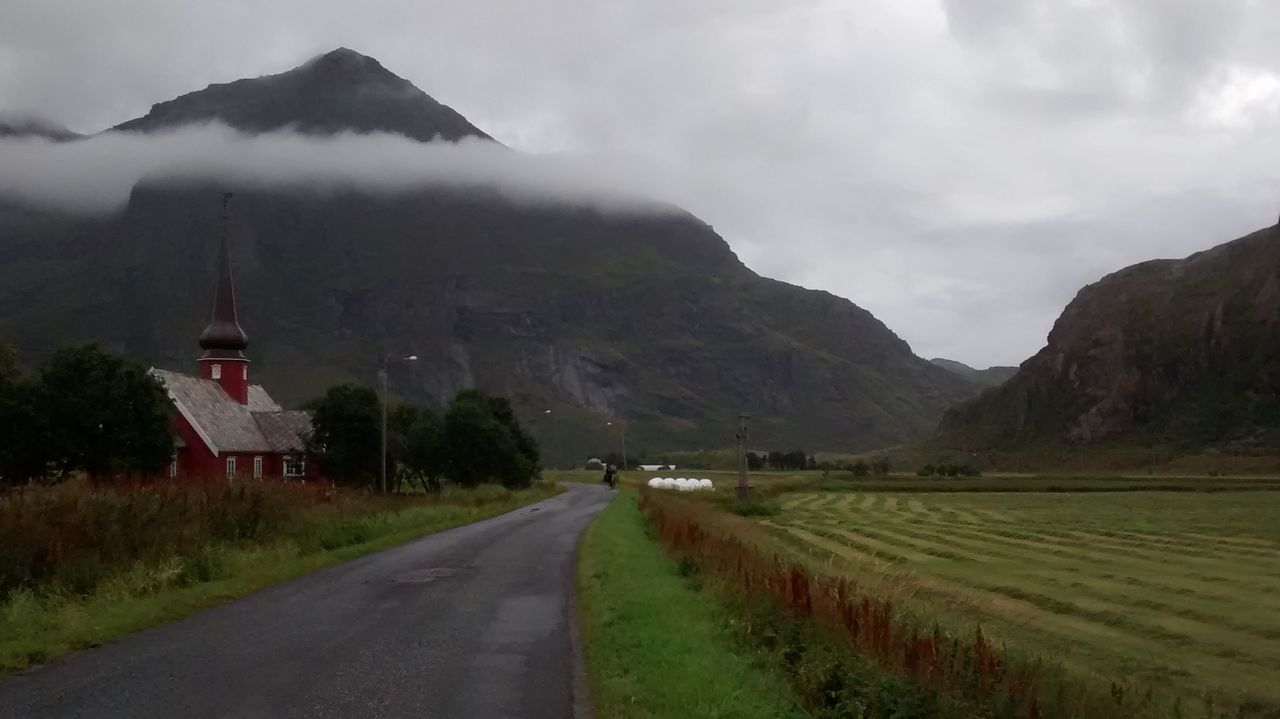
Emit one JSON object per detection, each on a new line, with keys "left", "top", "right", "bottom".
{"left": 0, "top": 483, "right": 613, "bottom": 719}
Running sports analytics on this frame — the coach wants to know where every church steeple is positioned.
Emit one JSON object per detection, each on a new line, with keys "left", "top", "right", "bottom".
{"left": 197, "top": 193, "right": 250, "bottom": 404}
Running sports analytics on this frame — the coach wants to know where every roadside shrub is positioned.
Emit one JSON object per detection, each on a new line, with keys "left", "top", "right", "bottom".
{"left": 0, "top": 478, "right": 389, "bottom": 597}
{"left": 317, "top": 520, "right": 374, "bottom": 550}
{"left": 55, "top": 555, "right": 108, "bottom": 597}
{"left": 177, "top": 545, "right": 227, "bottom": 586}
{"left": 916, "top": 463, "right": 981, "bottom": 478}
{"left": 728, "top": 499, "right": 781, "bottom": 517}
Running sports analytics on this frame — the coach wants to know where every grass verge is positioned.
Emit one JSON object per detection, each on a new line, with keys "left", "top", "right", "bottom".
{"left": 577, "top": 492, "right": 806, "bottom": 719}
{"left": 0, "top": 483, "right": 558, "bottom": 672}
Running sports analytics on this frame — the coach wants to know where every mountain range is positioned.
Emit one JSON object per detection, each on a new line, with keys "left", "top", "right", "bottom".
{"left": 0, "top": 48, "right": 980, "bottom": 459}
{"left": 935, "top": 223, "right": 1280, "bottom": 468}
{"left": 928, "top": 358, "right": 1017, "bottom": 388}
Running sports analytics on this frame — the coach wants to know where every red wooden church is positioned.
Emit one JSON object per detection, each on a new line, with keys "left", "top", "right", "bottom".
{"left": 151, "top": 229, "right": 313, "bottom": 480}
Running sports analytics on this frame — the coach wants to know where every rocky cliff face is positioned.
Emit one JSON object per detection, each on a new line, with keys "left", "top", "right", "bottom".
{"left": 0, "top": 49, "right": 978, "bottom": 456}
{"left": 939, "top": 224, "right": 1280, "bottom": 450}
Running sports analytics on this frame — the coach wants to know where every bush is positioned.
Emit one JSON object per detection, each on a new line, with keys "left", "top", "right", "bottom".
{"left": 915, "top": 463, "right": 981, "bottom": 478}
{"left": 317, "top": 520, "right": 374, "bottom": 550}
{"left": 729, "top": 499, "right": 781, "bottom": 518}
{"left": 0, "top": 479, "right": 390, "bottom": 597}
{"left": 177, "top": 545, "right": 227, "bottom": 586}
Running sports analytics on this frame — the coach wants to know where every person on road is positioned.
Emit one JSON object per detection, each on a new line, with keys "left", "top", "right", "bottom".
{"left": 602, "top": 463, "right": 618, "bottom": 488}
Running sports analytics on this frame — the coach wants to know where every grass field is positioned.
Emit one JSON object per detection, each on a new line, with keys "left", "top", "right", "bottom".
{"left": 576, "top": 493, "right": 805, "bottom": 719}
{"left": 764, "top": 489, "right": 1280, "bottom": 712}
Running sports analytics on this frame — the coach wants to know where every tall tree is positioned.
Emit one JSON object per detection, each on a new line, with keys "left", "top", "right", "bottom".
{"left": 0, "top": 343, "right": 48, "bottom": 484}
{"left": 387, "top": 402, "right": 421, "bottom": 491}
{"left": 405, "top": 409, "right": 445, "bottom": 492}
{"left": 306, "top": 383, "right": 381, "bottom": 486}
{"left": 38, "top": 344, "right": 173, "bottom": 479}
{"left": 440, "top": 391, "right": 540, "bottom": 489}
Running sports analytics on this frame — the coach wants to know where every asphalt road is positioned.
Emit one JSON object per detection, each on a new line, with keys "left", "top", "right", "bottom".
{"left": 0, "top": 483, "right": 614, "bottom": 719}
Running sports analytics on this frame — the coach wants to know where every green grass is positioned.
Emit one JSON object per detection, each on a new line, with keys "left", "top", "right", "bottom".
{"left": 0, "top": 485, "right": 557, "bottom": 672}
{"left": 576, "top": 493, "right": 805, "bottom": 719}
{"left": 765, "top": 489, "right": 1280, "bottom": 713}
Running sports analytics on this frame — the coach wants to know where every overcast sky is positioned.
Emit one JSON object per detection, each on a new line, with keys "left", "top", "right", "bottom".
{"left": 3, "top": 0, "right": 1280, "bottom": 367}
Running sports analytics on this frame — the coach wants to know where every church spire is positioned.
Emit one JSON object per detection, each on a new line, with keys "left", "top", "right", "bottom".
{"left": 198, "top": 193, "right": 248, "bottom": 358}
{"left": 197, "top": 192, "right": 250, "bottom": 404}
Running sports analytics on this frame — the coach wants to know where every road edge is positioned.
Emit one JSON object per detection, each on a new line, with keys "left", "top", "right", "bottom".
{"left": 570, "top": 492, "right": 612, "bottom": 719}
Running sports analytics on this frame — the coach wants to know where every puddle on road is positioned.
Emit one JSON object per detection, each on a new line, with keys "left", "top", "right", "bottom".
{"left": 389, "top": 567, "right": 469, "bottom": 584}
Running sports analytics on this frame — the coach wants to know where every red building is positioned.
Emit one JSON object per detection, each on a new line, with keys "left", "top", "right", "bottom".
{"left": 152, "top": 230, "right": 313, "bottom": 480}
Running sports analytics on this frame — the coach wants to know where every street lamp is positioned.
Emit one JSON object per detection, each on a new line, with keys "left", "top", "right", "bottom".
{"left": 380, "top": 354, "right": 418, "bottom": 494}
{"left": 543, "top": 409, "right": 555, "bottom": 470}
{"left": 606, "top": 420, "right": 627, "bottom": 472}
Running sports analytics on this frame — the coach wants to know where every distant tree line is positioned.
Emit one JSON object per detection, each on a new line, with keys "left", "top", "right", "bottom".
{"left": 0, "top": 343, "right": 174, "bottom": 485}
{"left": 307, "top": 386, "right": 540, "bottom": 491}
{"left": 0, "top": 341, "right": 541, "bottom": 492}
{"left": 821, "top": 458, "right": 892, "bottom": 477}
{"left": 916, "top": 463, "right": 981, "bottom": 478}
{"left": 741, "top": 450, "right": 817, "bottom": 471}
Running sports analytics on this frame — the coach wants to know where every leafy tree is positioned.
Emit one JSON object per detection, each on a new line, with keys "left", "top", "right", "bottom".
{"left": 39, "top": 344, "right": 173, "bottom": 479}
{"left": 0, "top": 342, "right": 18, "bottom": 382}
{"left": 0, "top": 343, "right": 48, "bottom": 485}
{"left": 785, "top": 450, "right": 808, "bottom": 471}
{"left": 452, "top": 390, "right": 540, "bottom": 478}
{"left": 307, "top": 383, "right": 381, "bottom": 486}
{"left": 405, "top": 409, "right": 445, "bottom": 492}
{"left": 439, "top": 396, "right": 536, "bottom": 488}
{"left": 850, "top": 461, "right": 870, "bottom": 477}
{"left": 387, "top": 403, "right": 421, "bottom": 491}
{"left": 746, "top": 451, "right": 763, "bottom": 470}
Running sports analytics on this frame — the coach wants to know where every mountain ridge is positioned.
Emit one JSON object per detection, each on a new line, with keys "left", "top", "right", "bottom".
{"left": 934, "top": 223, "right": 1280, "bottom": 465}
{"left": 929, "top": 358, "right": 1017, "bottom": 388}
{"left": 0, "top": 48, "right": 980, "bottom": 456}
{"left": 112, "top": 48, "right": 492, "bottom": 143}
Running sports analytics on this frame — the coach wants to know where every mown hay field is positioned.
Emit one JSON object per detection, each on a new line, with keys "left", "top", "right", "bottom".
{"left": 764, "top": 490, "right": 1280, "bottom": 711}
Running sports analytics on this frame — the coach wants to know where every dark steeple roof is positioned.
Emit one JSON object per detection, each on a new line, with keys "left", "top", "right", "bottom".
{"left": 199, "top": 193, "right": 248, "bottom": 358}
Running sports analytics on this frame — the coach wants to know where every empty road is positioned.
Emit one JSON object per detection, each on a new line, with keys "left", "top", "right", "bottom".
{"left": 0, "top": 484, "right": 613, "bottom": 719}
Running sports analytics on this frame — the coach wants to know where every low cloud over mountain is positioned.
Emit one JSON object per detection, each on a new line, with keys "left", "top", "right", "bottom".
{"left": 0, "top": 125, "right": 668, "bottom": 215}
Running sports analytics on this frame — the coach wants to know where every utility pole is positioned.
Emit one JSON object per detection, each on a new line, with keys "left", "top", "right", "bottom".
{"left": 736, "top": 413, "right": 751, "bottom": 502}
{"left": 543, "top": 409, "right": 555, "bottom": 470}
{"left": 607, "top": 420, "right": 627, "bottom": 471}
{"left": 380, "top": 364, "right": 388, "bottom": 494}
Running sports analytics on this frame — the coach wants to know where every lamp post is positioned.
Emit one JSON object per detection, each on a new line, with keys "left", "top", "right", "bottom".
{"left": 543, "top": 409, "right": 553, "bottom": 470}
{"left": 606, "top": 420, "right": 627, "bottom": 472}
{"left": 380, "top": 354, "right": 418, "bottom": 494}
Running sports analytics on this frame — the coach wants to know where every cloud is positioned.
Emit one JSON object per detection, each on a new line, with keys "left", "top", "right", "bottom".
{"left": 3, "top": 0, "right": 1280, "bottom": 367}
{"left": 0, "top": 124, "right": 670, "bottom": 214}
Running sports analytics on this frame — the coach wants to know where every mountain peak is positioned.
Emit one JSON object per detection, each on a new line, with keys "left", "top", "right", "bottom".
{"left": 296, "top": 47, "right": 397, "bottom": 83}
{"left": 112, "top": 49, "right": 491, "bottom": 143}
